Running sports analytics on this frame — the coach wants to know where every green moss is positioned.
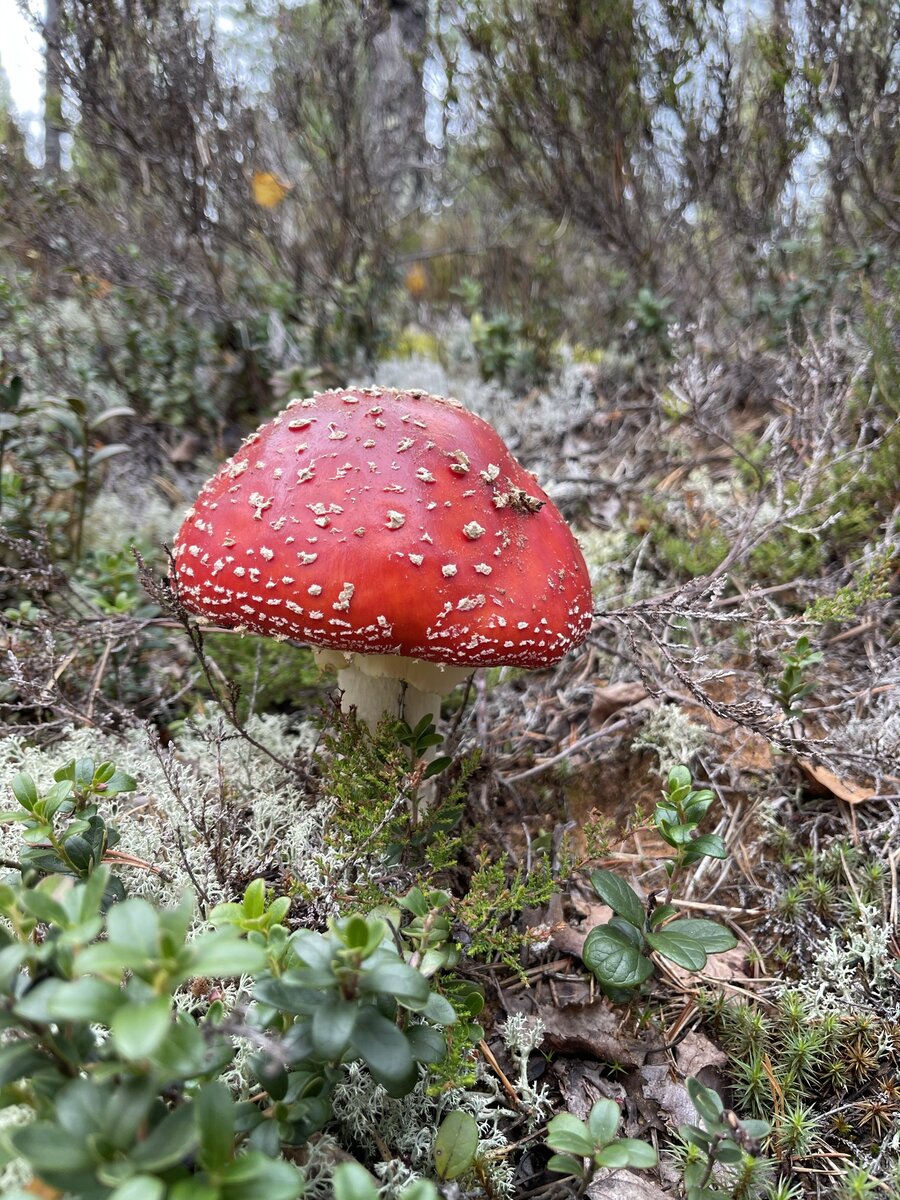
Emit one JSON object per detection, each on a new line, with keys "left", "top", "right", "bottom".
{"left": 749, "top": 529, "right": 827, "bottom": 586}
{"left": 652, "top": 523, "right": 730, "bottom": 579}
{"left": 198, "top": 633, "right": 322, "bottom": 722}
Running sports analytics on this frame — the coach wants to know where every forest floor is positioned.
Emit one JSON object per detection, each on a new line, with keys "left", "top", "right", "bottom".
{"left": 1, "top": 326, "right": 898, "bottom": 1199}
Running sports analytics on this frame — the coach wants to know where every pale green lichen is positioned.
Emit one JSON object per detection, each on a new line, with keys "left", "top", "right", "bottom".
{"left": 0, "top": 712, "right": 332, "bottom": 909}
{"left": 631, "top": 705, "right": 708, "bottom": 775}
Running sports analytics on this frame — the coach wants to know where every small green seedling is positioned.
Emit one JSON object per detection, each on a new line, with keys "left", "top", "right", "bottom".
{"left": 583, "top": 766, "right": 735, "bottom": 1000}
{"left": 546, "top": 1098, "right": 657, "bottom": 1191}
{"left": 679, "top": 1078, "right": 771, "bottom": 1199}
{"left": 772, "top": 635, "right": 823, "bottom": 719}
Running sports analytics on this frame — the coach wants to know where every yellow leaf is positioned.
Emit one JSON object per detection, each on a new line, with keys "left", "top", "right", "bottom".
{"left": 404, "top": 262, "right": 428, "bottom": 299}
{"left": 251, "top": 171, "right": 290, "bottom": 208}
{"left": 27, "top": 1180, "right": 64, "bottom": 1199}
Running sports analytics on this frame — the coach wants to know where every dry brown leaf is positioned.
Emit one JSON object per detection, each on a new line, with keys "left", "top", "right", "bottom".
{"left": 674, "top": 1029, "right": 728, "bottom": 1078}
{"left": 26, "top": 1181, "right": 64, "bottom": 1199}
{"left": 522, "top": 995, "right": 646, "bottom": 1068}
{"left": 590, "top": 681, "right": 649, "bottom": 726}
{"left": 660, "top": 944, "right": 750, "bottom": 991}
{"left": 587, "top": 1170, "right": 670, "bottom": 1200}
{"left": 550, "top": 903, "right": 613, "bottom": 958}
{"left": 797, "top": 758, "right": 877, "bottom": 805}
{"left": 639, "top": 1065, "right": 696, "bottom": 1130}
{"left": 551, "top": 1058, "right": 616, "bottom": 1122}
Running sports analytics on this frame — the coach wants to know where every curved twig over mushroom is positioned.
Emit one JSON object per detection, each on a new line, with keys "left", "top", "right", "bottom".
{"left": 170, "top": 387, "right": 593, "bottom": 728}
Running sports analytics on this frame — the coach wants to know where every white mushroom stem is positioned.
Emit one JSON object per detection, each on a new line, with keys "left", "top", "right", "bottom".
{"left": 312, "top": 650, "right": 470, "bottom": 731}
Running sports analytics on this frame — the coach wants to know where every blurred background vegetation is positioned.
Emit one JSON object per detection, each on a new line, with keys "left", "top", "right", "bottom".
{"left": 0, "top": 0, "right": 896, "bottom": 655}
{"left": 0, "top": 0, "right": 896, "bottom": 420}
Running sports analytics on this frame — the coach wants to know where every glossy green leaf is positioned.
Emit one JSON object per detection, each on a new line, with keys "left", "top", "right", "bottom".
{"left": 586, "top": 1098, "right": 620, "bottom": 1145}
{"left": 108, "top": 1177, "right": 166, "bottom": 1200}
{"left": 217, "top": 1151, "right": 302, "bottom": 1199}
{"left": 289, "top": 929, "right": 333, "bottom": 970}
{"left": 648, "top": 902, "right": 678, "bottom": 928}
{"left": 130, "top": 1103, "right": 198, "bottom": 1170}
{"left": 149, "top": 1016, "right": 212, "bottom": 1076}
{"left": 546, "top": 1153, "right": 584, "bottom": 1176}
{"left": 333, "top": 1163, "right": 379, "bottom": 1200}
{"left": 685, "top": 834, "right": 728, "bottom": 860}
{"left": 741, "top": 1118, "right": 771, "bottom": 1140}
{"left": 434, "top": 1110, "right": 478, "bottom": 1181}
{"left": 398, "top": 1183, "right": 439, "bottom": 1200}
{"left": 666, "top": 765, "right": 692, "bottom": 801}
{"left": 590, "top": 868, "right": 645, "bottom": 929}
{"left": 311, "top": 998, "right": 357, "bottom": 1060}
{"left": 243, "top": 879, "right": 266, "bottom": 919}
{"left": 11, "top": 1124, "right": 95, "bottom": 1171}
{"left": 169, "top": 1182, "right": 219, "bottom": 1200}
{"left": 0, "top": 1042, "right": 53, "bottom": 1086}
{"left": 678, "top": 1122, "right": 712, "bottom": 1150}
{"left": 19, "top": 888, "right": 69, "bottom": 927}
{"left": 611, "top": 1137, "right": 657, "bottom": 1167}
{"left": 14, "top": 978, "right": 65, "bottom": 1023}
{"left": 644, "top": 928, "right": 707, "bottom": 970}
{"left": 423, "top": 755, "right": 452, "bottom": 780}
{"left": 106, "top": 898, "right": 160, "bottom": 956}
{"left": 110, "top": 996, "right": 172, "bottom": 1060}
{"left": 687, "top": 1078, "right": 725, "bottom": 1124}
{"left": 47, "top": 976, "right": 123, "bottom": 1023}
{"left": 716, "top": 1141, "right": 744, "bottom": 1163}
{"left": 545, "top": 1113, "right": 594, "bottom": 1157}
{"left": 583, "top": 926, "right": 653, "bottom": 989}
{"left": 361, "top": 960, "right": 430, "bottom": 1008}
{"left": 196, "top": 1081, "right": 235, "bottom": 1171}
{"left": 349, "top": 1007, "right": 416, "bottom": 1096}
{"left": 11, "top": 773, "right": 38, "bottom": 811}
{"left": 671, "top": 918, "right": 737, "bottom": 953}
{"left": 421, "top": 991, "right": 456, "bottom": 1026}
{"left": 405, "top": 1024, "right": 446, "bottom": 1064}
{"left": 595, "top": 1141, "right": 631, "bottom": 1168}
{"left": 187, "top": 931, "right": 268, "bottom": 978}
{"left": 609, "top": 916, "right": 643, "bottom": 947}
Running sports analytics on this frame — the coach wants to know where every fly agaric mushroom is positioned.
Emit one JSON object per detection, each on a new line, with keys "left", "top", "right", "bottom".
{"left": 170, "top": 387, "right": 593, "bottom": 729}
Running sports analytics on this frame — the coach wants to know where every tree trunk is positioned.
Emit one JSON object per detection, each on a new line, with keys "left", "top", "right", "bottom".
{"left": 43, "top": 0, "right": 63, "bottom": 176}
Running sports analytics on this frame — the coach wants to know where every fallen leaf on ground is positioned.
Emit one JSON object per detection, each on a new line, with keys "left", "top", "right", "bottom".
{"left": 659, "top": 944, "right": 750, "bottom": 991}
{"left": 797, "top": 758, "right": 876, "bottom": 805}
{"left": 550, "top": 902, "right": 613, "bottom": 958}
{"left": 674, "top": 1029, "right": 728, "bottom": 1078}
{"left": 506, "top": 992, "right": 646, "bottom": 1068}
{"left": 587, "top": 1169, "right": 670, "bottom": 1200}
{"left": 591, "top": 681, "right": 650, "bottom": 726}
{"left": 552, "top": 1058, "right": 620, "bottom": 1122}
{"left": 639, "top": 1064, "right": 696, "bottom": 1130}
{"left": 251, "top": 170, "right": 291, "bottom": 207}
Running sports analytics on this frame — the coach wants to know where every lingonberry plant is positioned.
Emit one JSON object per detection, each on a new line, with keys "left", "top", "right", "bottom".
{"left": 583, "top": 766, "right": 736, "bottom": 1000}
{"left": 0, "top": 756, "right": 137, "bottom": 902}
{"left": 545, "top": 1098, "right": 657, "bottom": 1193}
{"left": 0, "top": 754, "right": 467, "bottom": 1198}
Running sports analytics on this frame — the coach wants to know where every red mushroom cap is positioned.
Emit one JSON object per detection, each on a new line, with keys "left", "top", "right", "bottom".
{"left": 170, "top": 387, "right": 593, "bottom": 668}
